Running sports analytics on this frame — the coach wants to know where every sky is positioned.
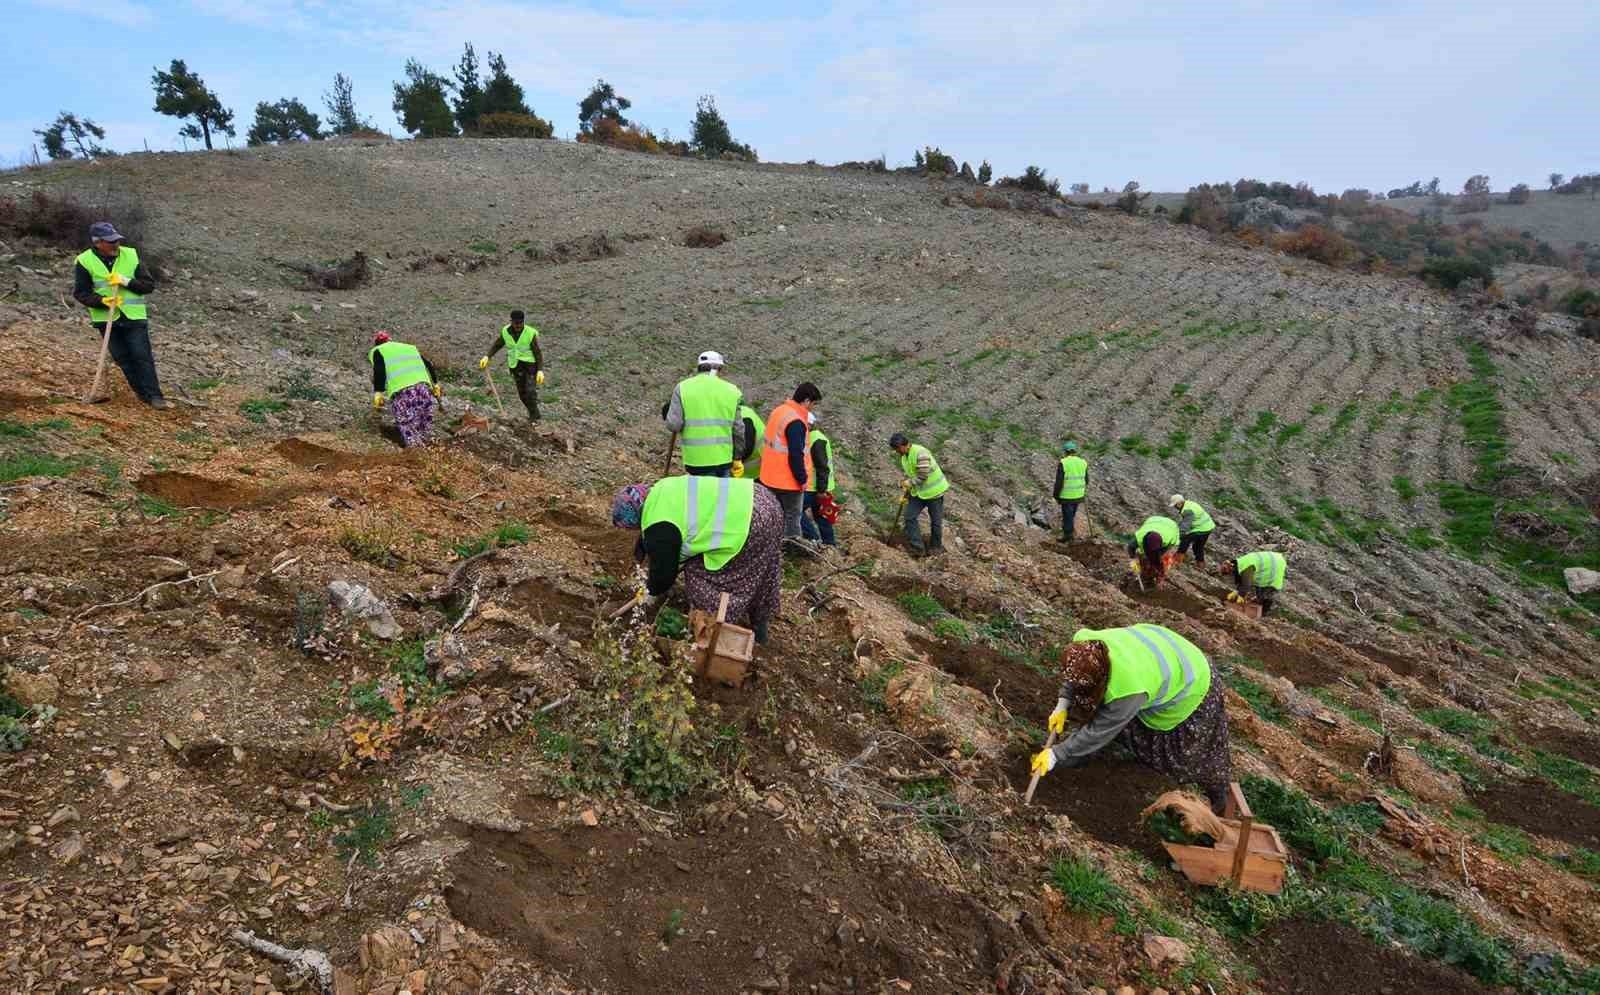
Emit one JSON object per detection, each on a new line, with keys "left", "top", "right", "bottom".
{"left": 4, "top": 0, "right": 1597, "bottom": 192}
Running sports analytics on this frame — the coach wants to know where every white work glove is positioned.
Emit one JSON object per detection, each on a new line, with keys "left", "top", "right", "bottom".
{"left": 1047, "top": 698, "right": 1069, "bottom": 735}
{"left": 1030, "top": 748, "right": 1058, "bottom": 778}
{"left": 639, "top": 591, "right": 661, "bottom": 611}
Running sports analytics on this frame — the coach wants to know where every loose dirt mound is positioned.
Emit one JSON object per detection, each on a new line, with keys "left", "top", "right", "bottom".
{"left": 445, "top": 819, "right": 996, "bottom": 993}
{"left": 908, "top": 633, "right": 1057, "bottom": 717}
{"left": 1522, "top": 725, "right": 1600, "bottom": 768}
{"left": 1128, "top": 585, "right": 1219, "bottom": 619}
{"left": 272, "top": 437, "right": 397, "bottom": 472}
{"left": 134, "top": 470, "right": 266, "bottom": 510}
{"left": 1236, "top": 634, "right": 1341, "bottom": 687}
{"left": 1253, "top": 919, "right": 1495, "bottom": 994}
{"left": 509, "top": 576, "right": 597, "bottom": 628}
{"left": 1469, "top": 778, "right": 1600, "bottom": 849}
{"left": 683, "top": 225, "right": 728, "bottom": 248}
{"left": 1013, "top": 755, "right": 1177, "bottom": 860}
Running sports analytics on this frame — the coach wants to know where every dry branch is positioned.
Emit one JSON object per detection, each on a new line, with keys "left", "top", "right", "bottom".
{"left": 230, "top": 929, "right": 333, "bottom": 993}
{"left": 278, "top": 251, "right": 369, "bottom": 290}
{"left": 73, "top": 569, "right": 223, "bottom": 621}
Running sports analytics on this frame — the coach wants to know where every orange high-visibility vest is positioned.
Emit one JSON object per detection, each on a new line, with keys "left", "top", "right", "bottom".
{"left": 759, "top": 400, "right": 812, "bottom": 492}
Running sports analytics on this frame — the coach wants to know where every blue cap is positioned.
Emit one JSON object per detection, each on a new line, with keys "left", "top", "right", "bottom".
{"left": 1063, "top": 441, "right": 1078, "bottom": 453}
{"left": 88, "top": 221, "right": 123, "bottom": 242}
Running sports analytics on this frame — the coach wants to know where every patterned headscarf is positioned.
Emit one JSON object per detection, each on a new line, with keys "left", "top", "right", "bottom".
{"left": 610, "top": 483, "right": 650, "bottom": 529}
{"left": 1059, "top": 639, "right": 1111, "bottom": 706}
{"left": 371, "top": 330, "right": 391, "bottom": 345}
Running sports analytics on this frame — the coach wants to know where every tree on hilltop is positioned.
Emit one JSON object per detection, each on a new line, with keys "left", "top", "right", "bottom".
{"left": 152, "top": 59, "right": 235, "bottom": 149}
{"left": 691, "top": 95, "right": 755, "bottom": 161}
{"left": 452, "top": 43, "right": 485, "bottom": 132}
{"left": 978, "top": 160, "right": 992, "bottom": 184}
{"left": 247, "top": 98, "right": 322, "bottom": 146}
{"left": 1549, "top": 172, "right": 1564, "bottom": 191}
{"left": 482, "top": 52, "right": 531, "bottom": 116}
{"left": 579, "top": 79, "right": 632, "bottom": 134}
{"left": 34, "top": 112, "right": 110, "bottom": 159}
{"left": 392, "top": 59, "right": 457, "bottom": 138}
{"left": 323, "top": 73, "right": 372, "bottom": 136}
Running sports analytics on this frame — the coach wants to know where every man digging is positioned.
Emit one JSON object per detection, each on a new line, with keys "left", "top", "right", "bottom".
{"left": 479, "top": 308, "right": 544, "bottom": 421}
{"left": 72, "top": 221, "right": 168, "bottom": 408}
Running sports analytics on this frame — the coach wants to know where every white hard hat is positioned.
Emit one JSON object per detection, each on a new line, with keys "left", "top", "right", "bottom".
{"left": 697, "top": 350, "right": 726, "bottom": 368}
{"left": 1170, "top": 493, "right": 1185, "bottom": 508}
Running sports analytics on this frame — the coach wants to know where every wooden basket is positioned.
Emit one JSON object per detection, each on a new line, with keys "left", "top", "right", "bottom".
{"left": 689, "top": 593, "right": 756, "bottom": 687}
{"left": 1224, "top": 598, "right": 1263, "bottom": 619}
{"left": 1161, "top": 782, "right": 1287, "bottom": 894}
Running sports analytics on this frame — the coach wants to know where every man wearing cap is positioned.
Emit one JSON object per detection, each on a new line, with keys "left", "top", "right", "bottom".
{"left": 479, "top": 308, "right": 544, "bottom": 421}
{"left": 890, "top": 432, "right": 948, "bottom": 555}
{"left": 72, "top": 221, "right": 167, "bottom": 408}
{"left": 1169, "top": 493, "right": 1215, "bottom": 564}
{"left": 1053, "top": 441, "right": 1088, "bottom": 542}
{"left": 664, "top": 350, "right": 745, "bottom": 478}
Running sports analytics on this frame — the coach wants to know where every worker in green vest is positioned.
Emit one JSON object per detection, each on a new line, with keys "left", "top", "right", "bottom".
{"left": 368, "top": 331, "right": 441, "bottom": 447}
{"left": 663, "top": 350, "right": 744, "bottom": 477}
{"left": 1031, "top": 624, "right": 1234, "bottom": 813}
{"left": 734, "top": 403, "right": 765, "bottom": 481}
{"left": 800, "top": 412, "right": 837, "bottom": 547}
{"left": 609, "top": 476, "right": 783, "bottom": 643}
{"left": 1127, "top": 515, "right": 1180, "bottom": 586}
{"left": 1169, "top": 494, "right": 1215, "bottom": 564}
{"left": 478, "top": 308, "right": 544, "bottom": 421}
{"left": 71, "top": 221, "right": 167, "bottom": 408}
{"left": 1222, "top": 551, "right": 1287, "bottom": 616}
{"left": 1054, "top": 441, "right": 1088, "bottom": 542}
{"left": 890, "top": 432, "right": 948, "bottom": 555}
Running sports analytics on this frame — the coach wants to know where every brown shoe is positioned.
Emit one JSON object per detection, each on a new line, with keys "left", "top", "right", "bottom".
{"left": 147, "top": 397, "right": 172, "bottom": 410}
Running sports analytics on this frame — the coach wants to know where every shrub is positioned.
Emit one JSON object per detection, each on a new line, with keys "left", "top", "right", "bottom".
{"left": 919, "top": 146, "right": 954, "bottom": 174}
{"left": 578, "top": 116, "right": 658, "bottom": 152}
{"left": 1560, "top": 287, "right": 1600, "bottom": 318}
{"left": 0, "top": 190, "right": 151, "bottom": 253}
{"left": 1420, "top": 255, "right": 1494, "bottom": 289}
{"left": 1506, "top": 183, "right": 1531, "bottom": 205}
{"left": 1272, "top": 224, "right": 1352, "bottom": 266}
{"left": 977, "top": 160, "right": 992, "bottom": 184}
{"left": 1001, "top": 165, "right": 1059, "bottom": 195}
{"left": 471, "top": 111, "right": 553, "bottom": 138}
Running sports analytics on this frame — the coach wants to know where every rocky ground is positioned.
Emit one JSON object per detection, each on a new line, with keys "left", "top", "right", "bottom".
{"left": 1, "top": 140, "right": 1598, "bottom": 995}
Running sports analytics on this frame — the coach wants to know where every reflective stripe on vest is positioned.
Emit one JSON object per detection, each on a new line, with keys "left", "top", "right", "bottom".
{"left": 77, "top": 247, "right": 148, "bottom": 321}
{"left": 678, "top": 373, "right": 742, "bottom": 466}
{"left": 1076, "top": 624, "right": 1211, "bottom": 731}
{"left": 1237, "top": 551, "right": 1286, "bottom": 590}
{"left": 901, "top": 444, "right": 948, "bottom": 500}
{"left": 641, "top": 475, "right": 755, "bottom": 572}
{"left": 1135, "top": 516, "right": 1179, "bottom": 549}
{"left": 500, "top": 323, "right": 538, "bottom": 368}
{"left": 759, "top": 400, "right": 812, "bottom": 491}
{"left": 1058, "top": 456, "right": 1087, "bottom": 500}
{"left": 807, "top": 430, "right": 833, "bottom": 492}
{"left": 368, "top": 342, "right": 431, "bottom": 394}
{"left": 1181, "top": 500, "right": 1215, "bottom": 533}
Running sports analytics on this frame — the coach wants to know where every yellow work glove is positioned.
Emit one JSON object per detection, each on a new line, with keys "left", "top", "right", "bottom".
{"left": 1030, "top": 748, "right": 1057, "bottom": 778}
{"left": 478, "top": 356, "right": 490, "bottom": 370}
{"left": 107, "top": 272, "right": 128, "bottom": 287}
{"left": 100, "top": 295, "right": 123, "bottom": 309}
{"left": 731, "top": 460, "right": 745, "bottom": 478}
{"left": 372, "top": 392, "right": 384, "bottom": 410}
{"left": 1047, "top": 698, "right": 1069, "bottom": 735}
{"left": 432, "top": 383, "right": 443, "bottom": 400}
{"left": 535, "top": 370, "right": 545, "bottom": 386}
{"left": 900, "top": 479, "right": 913, "bottom": 494}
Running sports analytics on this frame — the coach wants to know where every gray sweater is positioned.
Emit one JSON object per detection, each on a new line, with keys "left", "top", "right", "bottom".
{"left": 663, "top": 378, "right": 745, "bottom": 455}
{"left": 1048, "top": 692, "right": 1148, "bottom": 765}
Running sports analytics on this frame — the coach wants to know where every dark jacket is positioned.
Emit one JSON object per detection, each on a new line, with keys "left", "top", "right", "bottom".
{"left": 809, "top": 436, "right": 831, "bottom": 493}
{"left": 370, "top": 349, "right": 439, "bottom": 392}
{"left": 639, "top": 523, "right": 683, "bottom": 596}
{"left": 784, "top": 418, "right": 808, "bottom": 489}
{"left": 73, "top": 248, "right": 156, "bottom": 313}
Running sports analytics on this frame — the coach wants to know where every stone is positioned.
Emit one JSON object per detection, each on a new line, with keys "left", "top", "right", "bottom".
{"left": 1564, "top": 567, "right": 1600, "bottom": 595}
{"left": 579, "top": 809, "right": 599, "bottom": 827}
{"left": 1143, "top": 934, "right": 1191, "bottom": 968}
{"left": 358, "top": 926, "right": 415, "bottom": 972}
{"left": 5, "top": 670, "right": 59, "bottom": 707}
{"left": 327, "top": 580, "right": 402, "bottom": 640}
{"left": 0, "top": 830, "right": 18, "bottom": 857}
{"left": 1115, "top": 987, "right": 1137, "bottom": 995}
{"left": 47, "top": 805, "right": 79, "bottom": 827}
{"left": 764, "top": 795, "right": 786, "bottom": 815}
{"left": 52, "top": 832, "right": 84, "bottom": 864}
{"left": 104, "top": 768, "right": 131, "bottom": 794}
{"left": 214, "top": 564, "right": 247, "bottom": 591}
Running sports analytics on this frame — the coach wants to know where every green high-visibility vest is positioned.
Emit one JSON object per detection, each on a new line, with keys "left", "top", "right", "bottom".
{"left": 367, "top": 341, "right": 432, "bottom": 394}
{"left": 77, "top": 247, "right": 148, "bottom": 321}
{"left": 640, "top": 475, "right": 755, "bottom": 572}
{"left": 737, "top": 405, "right": 764, "bottom": 479}
{"left": 1236, "top": 551, "right": 1287, "bottom": 590}
{"left": 1058, "top": 455, "right": 1087, "bottom": 500}
{"left": 807, "top": 429, "right": 833, "bottom": 492}
{"left": 678, "top": 373, "right": 742, "bottom": 468}
{"left": 1179, "top": 500, "right": 1214, "bottom": 534}
{"left": 900, "top": 443, "right": 948, "bottom": 500}
{"left": 1135, "top": 516, "right": 1180, "bottom": 550}
{"left": 499, "top": 323, "right": 538, "bottom": 368}
{"left": 1074, "top": 624, "right": 1212, "bottom": 731}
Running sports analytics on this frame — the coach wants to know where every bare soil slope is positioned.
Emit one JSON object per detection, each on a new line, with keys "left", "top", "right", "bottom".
{"left": 2, "top": 140, "right": 1599, "bottom": 995}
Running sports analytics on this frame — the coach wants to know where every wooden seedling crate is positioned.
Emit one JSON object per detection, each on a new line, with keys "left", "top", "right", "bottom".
{"left": 1224, "top": 598, "right": 1264, "bottom": 619}
{"left": 689, "top": 593, "right": 756, "bottom": 687}
{"left": 1162, "top": 782, "right": 1287, "bottom": 894}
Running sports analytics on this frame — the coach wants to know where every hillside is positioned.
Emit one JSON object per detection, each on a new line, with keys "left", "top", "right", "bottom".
{"left": 1386, "top": 190, "right": 1600, "bottom": 252}
{"left": 2, "top": 139, "right": 1599, "bottom": 995}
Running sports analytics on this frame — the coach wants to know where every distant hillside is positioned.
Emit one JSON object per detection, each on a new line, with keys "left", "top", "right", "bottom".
{"left": 1360, "top": 190, "right": 1599, "bottom": 251}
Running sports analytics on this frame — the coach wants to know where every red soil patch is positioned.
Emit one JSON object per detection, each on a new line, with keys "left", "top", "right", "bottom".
{"left": 1469, "top": 778, "right": 1600, "bottom": 849}
{"left": 272, "top": 437, "right": 399, "bottom": 473}
{"left": 1050, "top": 539, "right": 1123, "bottom": 572}
{"left": 537, "top": 507, "right": 640, "bottom": 569}
{"left": 135, "top": 470, "right": 267, "bottom": 510}
{"left": 0, "top": 390, "right": 48, "bottom": 414}
{"left": 509, "top": 575, "right": 597, "bottom": 629}
{"left": 1349, "top": 641, "right": 1420, "bottom": 677}
{"left": 907, "top": 632, "right": 1058, "bottom": 717}
{"left": 1252, "top": 919, "right": 1495, "bottom": 994}
{"left": 445, "top": 817, "right": 996, "bottom": 993}
{"left": 1128, "top": 585, "right": 1217, "bottom": 618}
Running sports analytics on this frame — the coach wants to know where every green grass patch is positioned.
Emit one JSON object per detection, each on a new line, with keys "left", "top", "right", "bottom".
{"left": 1156, "top": 430, "right": 1189, "bottom": 459}
{"left": 1531, "top": 750, "right": 1600, "bottom": 807}
{"left": 1118, "top": 434, "right": 1154, "bottom": 457}
{"left": 1191, "top": 417, "right": 1233, "bottom": 472}
{"left": 0, "top": 452, "right": 82, "bottom": 483}
{"left": 896, "top": 591, "right": 946, "bottom": 624}
{"left": 1392, "top": 475, "right": 1420, "bottom": 501}
{"left": 859, "top": 660, "right": 905, "bottom": 712}
{"left": 1231, "top": 674, "right": 1286, "bottom": 725}
{"left": 468, "top": 240, "right": 499, "bottom": 254}
{"left": 1049, "top": 854, "right": 1133, "bottom": 930}
{"left": 1414, "top": 741, "right": 1486, "bottom": 789}
{"left": 239, "top": 398, "right": 290, "bottom": 423}
{"left": 1243, "top": 410, "right": 1278, "bottom": 438}
{"left": 1274, "top": 422, "right": 1305, "bottom": 446}
{"left": 0, "top": 417, "right": 71, "bottom": 438}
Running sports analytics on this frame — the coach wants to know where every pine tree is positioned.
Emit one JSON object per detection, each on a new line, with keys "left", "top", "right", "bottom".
{"left": 451, "top": 44, "right": 485, "bottom": 132}
{"left": 392, "top": 59, "right": 457, "bottom": 138}
{"left": 323, "top": 73, "right": 370, "bottom": 136}
{"left": 151, "top": 59, "right": 235, "bottom": 149}
{"left": 35, "top": 112, "right": 110, "bottom": 159}
{"left": 247, "top": 98, "right": 322, "bottom": 146}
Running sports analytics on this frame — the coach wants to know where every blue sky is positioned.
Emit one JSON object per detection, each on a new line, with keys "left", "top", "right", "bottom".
{"left": 5, "top": 0, "right": 1596, "bottom": 192}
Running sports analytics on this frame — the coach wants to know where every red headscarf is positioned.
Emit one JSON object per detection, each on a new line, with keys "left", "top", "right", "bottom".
{"left": 371, "top": 330, "right": 391, "bottom": 345}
